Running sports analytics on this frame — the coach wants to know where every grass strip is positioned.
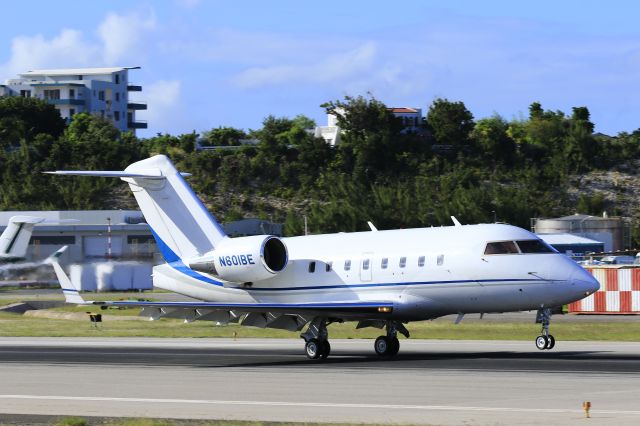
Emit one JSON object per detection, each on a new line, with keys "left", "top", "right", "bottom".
{"left": 1, "top": 310, "right": 640, "bottom": 340}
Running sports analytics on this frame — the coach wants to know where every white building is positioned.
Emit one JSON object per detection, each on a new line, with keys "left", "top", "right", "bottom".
{"left": 2, "top": 67, "right": 146, "bottom": 133}
{"left": 388, "top": 107, "right": 422, "bottom": 132}
{"left": 314, "top": 106, "right": 423, "bottom": 146}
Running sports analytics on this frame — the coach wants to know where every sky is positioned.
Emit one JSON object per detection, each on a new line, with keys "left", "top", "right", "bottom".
{"left": 1, "top": 0, "right": 639, "bottom": 137}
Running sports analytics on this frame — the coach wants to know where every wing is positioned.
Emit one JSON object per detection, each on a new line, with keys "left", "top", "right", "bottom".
{"left": 97, "top": 300, "right": 393, "bottom": 331}
{"left": 49, "top": 254, "right": 394, "bottom": 332}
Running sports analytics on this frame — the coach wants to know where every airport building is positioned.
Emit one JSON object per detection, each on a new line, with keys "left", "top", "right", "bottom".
{"left": 0, "top": 211, "right": 283, "bottom": 291}
{"left": 533, "top": 213, "right": 628, "bottom": 252}
{"left": 0, "top": 67, "right": 147, "bottom": 133}
{"left": 536, "top": 233, "right": 605, "bottom": 257}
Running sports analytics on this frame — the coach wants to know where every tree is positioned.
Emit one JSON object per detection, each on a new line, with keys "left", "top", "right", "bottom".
{"left": 291, "top": 115, "right": 316, "bottom": 130}
{"left": 425, "top": 98, "right": 475, "bottom": 146}
{"left": 322, "top": 95, "right": 400, "bottom": 138}
{"left": 0, "top": 96, "right": 65, "bottom": 149}
{"left": 45, "top": 114, "right": 142, "bottom": 208}
{"left": 571, "top": 107, "right": 594, "bottom": 134}
{"left": 201, "top": 127, "right": 246, "bottom": 146}
{"left": 471, "top": 115, "right": 516, "bottom": 166}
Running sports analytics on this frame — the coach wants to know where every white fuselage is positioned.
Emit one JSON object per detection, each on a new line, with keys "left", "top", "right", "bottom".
{"left": 152, "top": 223, "right": 599, "bottom": 321}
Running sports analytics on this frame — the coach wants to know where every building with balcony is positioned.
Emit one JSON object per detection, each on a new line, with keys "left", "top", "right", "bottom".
{"left": 1, "top": 67, "right": 147, "bottom": 134}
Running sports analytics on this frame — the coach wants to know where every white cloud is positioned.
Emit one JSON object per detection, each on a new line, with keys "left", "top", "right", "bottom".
{"left": 0, "top": 10, "right": 156, "bottom": 79}
{"left": 1, "top": 29, "right": 99, "bottom": 77}
{"left": 98, "top": 11, "right": 157, "bottom": 64}
{"left": 232, "top": 42, "right": 377, "bottom": 88}
{"left": 139, "top": 80, "right": 182, "bottom": 131}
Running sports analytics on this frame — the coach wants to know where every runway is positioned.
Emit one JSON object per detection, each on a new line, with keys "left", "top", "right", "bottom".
{"left": 1, "top": 338, "right": 640, "bottom": 425}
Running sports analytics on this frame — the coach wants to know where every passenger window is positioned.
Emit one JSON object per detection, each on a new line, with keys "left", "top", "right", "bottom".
{"left": 399, "top": 257, "right": 406, "bottom": 268}
{"left": 437, "top": 255, "right": 444, "bottom": 266}
{"left": 381, "top": 258, "right": 388, "bottom": 269}
{"left": 308, "top": 261, "right": 316, "bottom": 273}
{"left": 484, "top": 241, "right": 519, "bottom": 255}
{"left": 363, "top": 259, "right": 370, "bottom": 270}
{"left": 344, "top": 260, "right": 351, "bottom": 271}
{"left": 516, "top": 240, "right": 555, "bottom": 254}
{"left": 326, "top": 262, "right": 332, "bottom": 272}
{"left": 418, "top": 256, "right": 425, "bottom": 267}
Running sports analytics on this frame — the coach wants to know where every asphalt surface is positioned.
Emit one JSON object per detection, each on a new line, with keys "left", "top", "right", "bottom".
{"left": 1, "top": 338, "right": 640, "bottom": 425}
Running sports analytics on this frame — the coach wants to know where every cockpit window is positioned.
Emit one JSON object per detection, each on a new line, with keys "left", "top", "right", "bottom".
{"left": 516, "top": 240, "right": 555, "bottom": 253}
{"left": 484, "top": 241, "right": 519, "bottom": 255}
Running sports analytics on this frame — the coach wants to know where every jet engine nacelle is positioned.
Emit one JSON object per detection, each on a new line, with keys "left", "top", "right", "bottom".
{"left": 189, "top": 235, "right": 288, "bottom": 283}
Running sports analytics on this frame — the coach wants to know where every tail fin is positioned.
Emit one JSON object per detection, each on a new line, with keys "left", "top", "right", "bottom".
{"left": 49, "top": 246, "right": 86, "bottom": 304}
{"left": 46, "top": 155, "right": 226, "bottom": 262}
{"left": 0, "top": 216, "right": 45, "bottom": 260}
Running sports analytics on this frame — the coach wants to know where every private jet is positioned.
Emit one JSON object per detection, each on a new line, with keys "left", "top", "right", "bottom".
{"left": 47, "top": 155, "right": 600, "bottom": 359}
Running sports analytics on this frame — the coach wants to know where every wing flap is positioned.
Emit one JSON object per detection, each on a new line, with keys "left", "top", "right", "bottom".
{"left": 95, "top": 300, "right": 394, "bottom": 317}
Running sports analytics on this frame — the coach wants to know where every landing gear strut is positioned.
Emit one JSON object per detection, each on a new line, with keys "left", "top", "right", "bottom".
{"left": 535, "top": 308, "right": 555, "bottom": 350}
{"left": 374, "top": 321, "right": 409, "bottom": 357}
{"left": 301, "top": 318, "right": 331, "bottom": 359}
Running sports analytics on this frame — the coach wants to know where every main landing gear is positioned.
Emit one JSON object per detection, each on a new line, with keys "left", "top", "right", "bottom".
{"left": 535, "top": 308, "right": 555, "bottom": 350}
{"left": 301, "top": 318, "right": 331, "bottom": 360}
{"left": 301, "top": 319, "right": 411, "bottom": 359}
{"left": 374, "top": 321, "right": 409, "bottom": 357}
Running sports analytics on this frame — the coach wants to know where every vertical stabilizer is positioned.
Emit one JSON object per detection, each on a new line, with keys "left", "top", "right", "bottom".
{"left": 0, "top": 216, "right": 44, "bottom": 260}
{"left": 123, "top": 155, "right": 226, "bottom": 261}
{"left": 48, "top": 246, "right": 86, "bottom": 304}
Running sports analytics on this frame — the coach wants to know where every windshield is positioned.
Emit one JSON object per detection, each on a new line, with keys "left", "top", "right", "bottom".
{"left": 484, "top": 239, "right": 556, "bottom": 255}
{"left": 516, "top": 240, "right": 555, "bottom": 253}
{"left": 484, "top": 241, "right": 519, "bottom": 255}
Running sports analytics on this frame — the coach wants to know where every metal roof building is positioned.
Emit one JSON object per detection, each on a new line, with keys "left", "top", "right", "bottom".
{"left": 536, "top": 233, "right": 605, "bottom": 257}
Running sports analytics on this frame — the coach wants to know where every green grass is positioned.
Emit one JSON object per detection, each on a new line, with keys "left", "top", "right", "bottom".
{"left": 55, "top": 417, "right": 88, "bottom": 426}
{"left": 2, "top": 309, "right": 640, "bottom": 340}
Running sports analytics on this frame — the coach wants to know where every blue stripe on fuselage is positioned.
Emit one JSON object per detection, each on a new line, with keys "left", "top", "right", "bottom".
{"left": 149, "top": 227, "right": 223, "bottom": 286}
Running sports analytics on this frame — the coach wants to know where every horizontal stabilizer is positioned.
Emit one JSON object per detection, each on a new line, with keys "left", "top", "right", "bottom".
{"left": 6, "top": 216, "right": 46, "bottom": 225}
{"left": 44, "top": 170, "right": 191, "bottom": 179}
{"left": 46, "top": 155, "right": 224, "bottom": 262}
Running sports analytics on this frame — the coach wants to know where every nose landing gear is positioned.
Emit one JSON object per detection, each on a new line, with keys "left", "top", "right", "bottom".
{"left": 535, "top": 308, "right": 555, "bottom": 350}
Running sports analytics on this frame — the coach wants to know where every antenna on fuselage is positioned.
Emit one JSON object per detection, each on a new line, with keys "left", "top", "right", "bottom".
{"left": 451, "top": 216, "right": 462, "bottom": 227}
{"left": 367, "top": 221, "right": 378, "bottom": 232}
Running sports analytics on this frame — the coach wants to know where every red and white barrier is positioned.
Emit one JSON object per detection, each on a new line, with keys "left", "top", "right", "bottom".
{"left": 568, "top": 266, "right": 640, "bottom": 314}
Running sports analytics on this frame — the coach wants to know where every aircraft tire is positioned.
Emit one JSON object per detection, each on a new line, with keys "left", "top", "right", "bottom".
{"left": 545, "top": 335, "right": 555, "bottom": 350}
{"left": 535, "top": 335, "right": 548, "bottom": 350}
{"left": 374, "top": 336, "right": 392, "bottom": 356}
{"left": 305, "top": 338, "right": 322, "bottom": 359}
{"left": 320, "top": 340, "right": 331, "bottom": 359}
{"left": 389, "top": 337, "right": 400, "bottom": 356}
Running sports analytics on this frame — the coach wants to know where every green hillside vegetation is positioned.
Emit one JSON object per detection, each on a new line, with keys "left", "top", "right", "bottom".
{"left": 1, "top": 95, "right": 639, "bottom": 242}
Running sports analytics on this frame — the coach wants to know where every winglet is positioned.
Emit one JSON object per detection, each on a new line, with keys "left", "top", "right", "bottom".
{"left": 49, "top": 246, "right": 86, "bottom": 304}
{"left": 451, "top": 216, "right": 462, "bottom": 227}
{"left": 367, "top": 221, "right": 378, "bottom": 232}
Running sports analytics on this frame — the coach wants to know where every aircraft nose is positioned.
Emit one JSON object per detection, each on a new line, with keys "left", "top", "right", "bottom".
{"left": 571, "top": 265, "right": 600, "bottom": 296}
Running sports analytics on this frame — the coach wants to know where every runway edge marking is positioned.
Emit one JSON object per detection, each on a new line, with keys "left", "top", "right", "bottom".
{"left": 1, "top": 395, "right": 640, "bottom": 415}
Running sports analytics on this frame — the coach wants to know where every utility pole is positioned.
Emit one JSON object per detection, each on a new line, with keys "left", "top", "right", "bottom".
{"left": 106, "top": 217, "right": 112, "bottom": 260}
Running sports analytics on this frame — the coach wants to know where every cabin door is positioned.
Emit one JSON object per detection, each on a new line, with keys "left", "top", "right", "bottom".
{"left": 360, "top": 252, "right": 373, "bottom": 282}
